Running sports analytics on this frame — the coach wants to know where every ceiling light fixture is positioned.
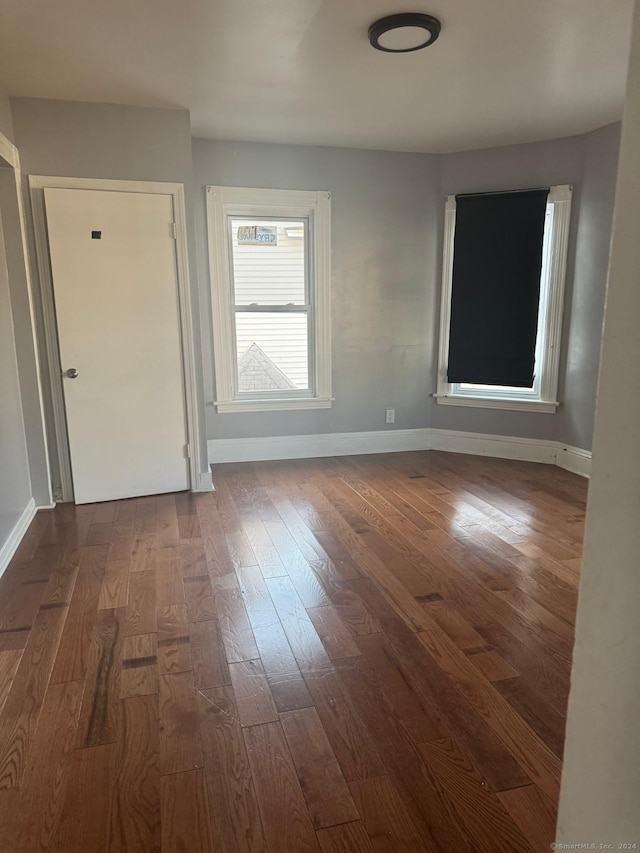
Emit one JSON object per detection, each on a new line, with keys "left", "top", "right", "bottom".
{"left": 368, "top": 12, "right": 441, "bottom": 53}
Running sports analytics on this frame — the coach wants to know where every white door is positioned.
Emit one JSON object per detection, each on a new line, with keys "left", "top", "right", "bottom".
{"left": 44, "top": 187, "right": 190, "bottom": 504}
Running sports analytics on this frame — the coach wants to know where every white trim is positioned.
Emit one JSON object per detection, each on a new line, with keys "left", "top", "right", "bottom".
{"left": 555, "top": 443, "right": 592, "bottom": 477}
{"left": 214, "top": 396, "right": 334, "bottom": 414}
{"left": 209, "top": 429, "right": 431, "bottom": 464}
{"left": 0, "top": 134, "right": 19, "bottom": 169}
{"left": 196, "top": 469, "right": 214, "bottom": 492}
{"left": 208, "top": 427, "right": 591, "bottom": 477}
{"left": 429, "top": 428, "right": 558, "bottom": 464}
{"left": 0, "top": 132, "right": 54, "bottom": 506}
{"left": 436, "top": 186, "right": 572, "bottom": 412}
{"left": 29, "top": 175, "right": 205, "bottom": 500}
{"left": 0, "top": 499, "right": 36, "bottom": 580}
{"left": 206, "top": 185, "right": 332, "bottom": 413}
{"left": 433, "top": 394, "right": 558, "bottom": 414}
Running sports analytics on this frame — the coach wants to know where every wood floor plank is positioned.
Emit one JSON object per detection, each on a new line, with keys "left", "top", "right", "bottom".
{"left": 498, "top": 783, "right": 558, "bottom": 851}
{"left": 7, "top": 679, "right": 83, "bottom": 851}
{"left": 264, "top": 575, "right": 333, "bottom": 674}
{"left": 0, "top": 650, "right": 23, "bottom": 715}
{"left": 316, "top": 820, "right": 376, "bottom": 852}
{"left": 76, "top": 606, "right": 126, "bottom": 748}
{"left": 157, "top": 494, "right": 180, "bottom": 547}
{"left": 467, "top": 648, "right": 519, "bottom": 682}
{"left": 110, "top": 694, "right": 161, "bottom": 852}
{"left": 302, "top": 668, "right": 386, "bottom": 783}
{"left": 215, "top": 586, "right": 260, "bottom": 664}
{"left": 98, "top": 558, "right": 130, "bottom": 610}
{"left": 161, "top": 768, "right": 214, "bottom": 853}
{"left": 190, "top": 618, "right": 230, "bottom": 690}
{"left": 159, "top": 670, "right": 203, "bottom": 775}
{"left": 0, "top": 604, "right": 68, "bottom": 788}
{"left": 493, "top": 675, "right": 567, "bottom": 758}
{"left": 243, "top": 721, "right": 320, "bottom": 851}
{"left": 348, "top": 774, "right": 424, "bottom": 852}
{"left": 237, "top": 564, "right": 280, "bottom": 631}
{"left": 50, "top": 544, "right": 107, "bottom": 683}
{"left": 157, "top": 604, "right": 192, "bottom": 676}
{"left": 121, "top": 633, "right": 158, "bottom": 698}
{"left": 124, "top": 569, "right": 157, "bottom": 637}
{"left": 418, "top": 627, "right": 561, "bottom": 801}
{"left": 336, "top": 657, "right": 473, "bottom": 852}
{"left": 155, "top": 547, "right": 184, "bottom": 606}
{"left": 198, "top": 685, "right": 269, "bottom": 852}
{"left": 307, "top": 605, "right": 362, "bottom": 660}
{"left": 281, "top": 706, "right": 359, "bottom": 830}
{"left": 355, "top": 631, "right": 448, "bottom": 744}
{"left": 252, "top": 620, "right": 314, "bottom": 712}
{"left": 52, "top": 744, "right": 114, "bottom": 853}
{"left": 418, "top": 737, "right": 534, "bottom": 853}
{"left": 264, "top": 520, "right": 332, "bottom": 608}
{"left": 351, "top": 577, "right": 530, "bottom": 792}
{"left": 228, "top": 658, "right": 279, "bottom": 727}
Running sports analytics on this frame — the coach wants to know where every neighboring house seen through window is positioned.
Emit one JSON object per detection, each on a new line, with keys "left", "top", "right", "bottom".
{"left": 207, "top": 187, "right": 332, "bottom": 413}
{"left": 436, "top": 185, "right": 572, "bottom": 413}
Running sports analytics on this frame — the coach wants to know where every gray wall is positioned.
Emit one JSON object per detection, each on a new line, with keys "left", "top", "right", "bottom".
{"left": 558, "top": 122, "right": 621, "bottom": 449}
{"left": 10, "top": 97, "right": 209, "bottom": 492}
{"left": 0, "top": 205, "right": 32, "bottom": 549}
{"left": 193, "top": 139, "right": 440, "bottom": 440}
{"left": 6, "top": 98, "right": 621, "bottom": 481}
{"left": 557, "top": 1, "right": 640, "bottom": 840}
{"left": 196, "top": 129, "right": 619, "bottom": 450}
{"left": 0, "top": 88, "right": 14, "bottom": 143}
{"left": 0, "top": 84, "right": 35, "bottom": 558}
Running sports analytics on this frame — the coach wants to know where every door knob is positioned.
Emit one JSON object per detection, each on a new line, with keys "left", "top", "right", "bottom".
{"left": 65, "top": 368, "right": 79, "bottom": 379}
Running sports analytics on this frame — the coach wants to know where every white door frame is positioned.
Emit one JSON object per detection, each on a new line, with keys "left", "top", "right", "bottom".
{"left": 29, "top": 175, "right": 209, "bottom": 503}
{"left": 0, "top": 134, "right": 53, "bottom": 508}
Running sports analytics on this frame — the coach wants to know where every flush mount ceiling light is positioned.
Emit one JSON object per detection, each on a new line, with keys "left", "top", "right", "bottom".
{"left": 368, "top": 12, "right": 441, "bottom": 53}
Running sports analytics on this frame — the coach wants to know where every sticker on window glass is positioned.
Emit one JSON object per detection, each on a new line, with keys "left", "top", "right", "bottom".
{"left": 237, "top": 225, "right": 277, "bottom": 246}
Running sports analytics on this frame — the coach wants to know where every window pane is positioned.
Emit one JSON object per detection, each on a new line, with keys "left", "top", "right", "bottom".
{"left": 230, "top": 218, "right": 306, "bottom": 305}
{"left": 236, "top": 312, "right": 309, "bottom": 392}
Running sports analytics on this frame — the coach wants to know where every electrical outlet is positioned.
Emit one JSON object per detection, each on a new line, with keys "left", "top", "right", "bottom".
{"left": 385, "top": 408, "right": 396, "bottom": 424}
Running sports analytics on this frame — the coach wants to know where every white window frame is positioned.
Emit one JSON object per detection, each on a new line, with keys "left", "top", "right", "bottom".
{"left": 206, "top": 186, "right": 332, "bottom": 413}
{"left": 435, "top": 184, "right": 572, "bottom": 413}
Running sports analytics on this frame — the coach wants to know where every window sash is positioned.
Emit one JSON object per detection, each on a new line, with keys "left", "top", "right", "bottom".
{"left": 435, "top": 185, "right": 571, "bottom": 412}
{"left": 450, "top": 204, "right": 555, "bottom": 402}
{"left": 207, "top": 186, "right": 332, "bottom": 414}
{"left": 227, "top": 214, "right": 315, "bottom": 400}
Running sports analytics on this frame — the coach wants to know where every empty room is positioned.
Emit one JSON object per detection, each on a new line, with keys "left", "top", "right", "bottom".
{"left": 0, "top": 0, "right": 639, "bottom": 850}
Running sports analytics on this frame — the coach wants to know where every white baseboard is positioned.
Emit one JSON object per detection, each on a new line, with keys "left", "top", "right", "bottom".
{"left": 208, "top": 429, "right": 431, "bottom": 464}
{"left": 0, "top": 498, "right": 37, "bottom": 580}
{"left": 429, "top": 428, "right": 558, "bottom": 465}
{"left": 193, "top": 470, "right": 214, "bottom": 492}
{"left": 555, "top": 444, "right": 592, "bottom": 477}
{"left": 208, "top": 428, "right": 591, "bottom": 477}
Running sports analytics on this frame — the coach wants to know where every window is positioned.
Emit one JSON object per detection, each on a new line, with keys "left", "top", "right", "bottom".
{"left": 436, "top": 185, "right": 572, "bottom": 413}
{"left": 207, "top": 187, "right": 332, "bottom": 413}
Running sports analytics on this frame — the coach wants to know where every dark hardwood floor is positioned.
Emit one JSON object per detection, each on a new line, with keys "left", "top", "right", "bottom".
{"left": 0, "top": 451, "right": 586, "bottom": 851}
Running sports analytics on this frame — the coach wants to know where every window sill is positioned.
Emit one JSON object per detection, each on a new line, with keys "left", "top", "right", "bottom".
{"left": 215, "top": 396, "right": 333, "bottom": 414}
{"left": 434, "top": 394, "right": 559, "bottom": 414}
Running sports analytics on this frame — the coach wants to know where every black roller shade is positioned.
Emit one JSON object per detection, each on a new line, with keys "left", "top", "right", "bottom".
{"left": 447, "top": 188, "right": 549, "bottom": 387}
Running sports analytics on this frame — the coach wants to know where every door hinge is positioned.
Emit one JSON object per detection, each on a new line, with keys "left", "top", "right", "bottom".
{"left": 184, "top": 443, "right": 190, "bottom": 459}
{"left": 170, "top": 222, "right": 177, "bottom": 240}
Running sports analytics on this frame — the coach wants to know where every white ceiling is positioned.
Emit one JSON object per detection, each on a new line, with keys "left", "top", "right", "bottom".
{"left": 0, "top": 0, "right": 634, "bottom": 153}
